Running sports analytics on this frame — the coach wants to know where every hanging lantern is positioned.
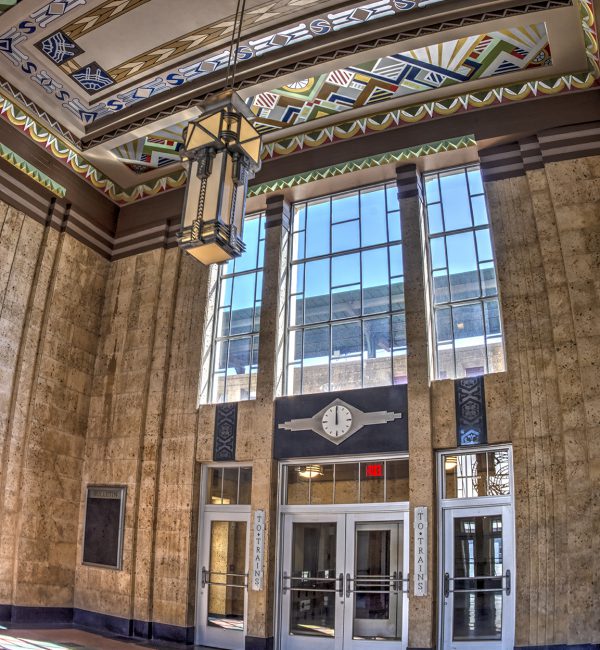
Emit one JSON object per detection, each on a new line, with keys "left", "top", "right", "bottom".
{"left": 177, "top": 90, "right": 262, "bottom": 265}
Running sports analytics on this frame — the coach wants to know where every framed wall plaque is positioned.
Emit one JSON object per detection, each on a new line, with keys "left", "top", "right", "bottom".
{"left": 82, "top": 485, "right": 126, "bottom": 569}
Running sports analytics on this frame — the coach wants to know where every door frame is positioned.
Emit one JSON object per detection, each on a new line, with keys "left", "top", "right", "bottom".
{"left": 195, "top": 463, "right": 252, "bottom": 649}
{"left": 275, "top": 454, "right": 410, "bottom": 650}
{"left": 436, "top": 445, "right": 515, "bottom": 650}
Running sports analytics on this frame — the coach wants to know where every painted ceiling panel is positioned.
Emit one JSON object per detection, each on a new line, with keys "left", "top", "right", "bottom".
{"left": 250, "top": 23, "right": 552, "bottom": 133}
{"left": 110, "top": 22, "right": 552, "bottom": 175}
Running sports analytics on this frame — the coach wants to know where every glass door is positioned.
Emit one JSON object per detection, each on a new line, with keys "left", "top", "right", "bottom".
{"left": 197, "top": 510, "right": 250, "bottom": 650}
{"left": 279, "top": 512, "right": 408, "bottom": 650}
{"left": 280, "top": 514, "right": 346, "bottom": 650}
{"left": 343, "top": 514, "right": 409, "bottom": 650}
{"left": 441, "top": 506, "right": 514, "bottom": 650}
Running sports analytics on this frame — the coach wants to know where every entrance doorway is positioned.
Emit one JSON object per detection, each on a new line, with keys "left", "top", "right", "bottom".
{"left": 196, "top": 465, "right": 252, "bottom": 650}
{"left": 438, "top": 448, "right": 515, "bottom": 650}
{"left": 279, "top": 511, "right": 409, "bottom": 650}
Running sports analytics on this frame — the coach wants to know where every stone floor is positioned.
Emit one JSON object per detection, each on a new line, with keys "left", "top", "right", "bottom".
{"left": 0, "top": 627, "right": 213, "bottom": 650}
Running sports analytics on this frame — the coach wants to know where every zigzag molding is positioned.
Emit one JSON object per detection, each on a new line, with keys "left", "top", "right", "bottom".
{"left": 0, "top": 142, "right": 66, "bottom": 197}
{"left": 249, "top": 135, "right": 477, "bottom": 196}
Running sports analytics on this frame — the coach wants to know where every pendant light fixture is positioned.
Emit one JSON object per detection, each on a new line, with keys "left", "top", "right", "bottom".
{"left": 177, "top": 0, "right": 262, "bottom": 265}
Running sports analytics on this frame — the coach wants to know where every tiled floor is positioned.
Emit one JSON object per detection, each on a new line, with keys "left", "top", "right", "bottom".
{"left": 0, "top": 628, "right": 213, "bottom": 650}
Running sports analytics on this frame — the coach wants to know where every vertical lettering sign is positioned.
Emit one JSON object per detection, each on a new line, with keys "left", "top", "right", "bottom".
{"left": 252, "top": 509, "right": 265, "bottom": 591}
{"left": 414, "top": 506, "right": 428, "bottom": 596}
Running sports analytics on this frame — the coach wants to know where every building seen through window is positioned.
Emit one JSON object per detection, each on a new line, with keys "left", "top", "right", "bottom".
{"left": 209, "top": 212, "right": 266, "bottom": 403}
{"left": 424, "top": 167, "right": 505, "bottom": 380}
{"left": 286, "top": 182, "right": 406, "bottom": 395}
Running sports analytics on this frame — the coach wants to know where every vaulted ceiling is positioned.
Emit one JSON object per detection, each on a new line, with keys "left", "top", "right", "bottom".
{"left": 0, "top": 0, "right": 598, "bottom": 205}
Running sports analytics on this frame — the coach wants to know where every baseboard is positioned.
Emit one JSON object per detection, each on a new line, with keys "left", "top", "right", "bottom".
{"left": 73, "top": 608, "right": 132, "bottom": 637}
{"left": 245, "top": 636, "right": 274, "bottom": 650}
{"left": 151, "top": 621, "right": 194, "bottom": 644}
{"left": 0, "top": 604, "right": 193, "bottom": 645}
{"left": 515, "top": 645, "right": 600, "bottom": 649}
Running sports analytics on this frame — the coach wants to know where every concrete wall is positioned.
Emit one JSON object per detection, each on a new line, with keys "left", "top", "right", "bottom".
{"left": 0, "top": 202, "right": 108, "bottom": 612}
{"left": 0, "top": 150, "right": 598, "bottom": 647}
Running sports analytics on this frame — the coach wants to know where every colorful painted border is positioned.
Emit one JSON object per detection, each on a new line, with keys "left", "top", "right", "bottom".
{"left": 249, "top": 135, "right": 477, "bottom": 196}
{"left": 0, "top": 141, "right": 66, "bottom": 197}
{"left": 0, "top": 0, "right": 596, "bottom": 205}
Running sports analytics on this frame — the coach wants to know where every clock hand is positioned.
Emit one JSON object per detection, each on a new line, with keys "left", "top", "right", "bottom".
{"left": 335, "top": 406, "right": 338, "bottom": 426}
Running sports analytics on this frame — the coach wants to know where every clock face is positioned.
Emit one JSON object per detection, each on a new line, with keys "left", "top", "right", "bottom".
{"left": 321, "top": 405, "right": 353, "bottom": 438}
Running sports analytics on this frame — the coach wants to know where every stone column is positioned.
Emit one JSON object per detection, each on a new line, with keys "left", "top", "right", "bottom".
{"left": 396, "top": 165, "right": 435, "bottom": 650}
{"left": 244, "top": 193, "right": 290, "bottom": 649}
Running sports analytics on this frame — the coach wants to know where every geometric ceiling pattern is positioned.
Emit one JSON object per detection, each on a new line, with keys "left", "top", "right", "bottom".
{"left": 0, "top": 0, "right": 452, "bottom": 132}
{"left": 110, "top": 23, "right": 552, "bottom": 174}
{"left": 0, "top": 0, "right": 597, "bottom": 205}
{"left": 250, "top": 23, "right": 552, "bottom": 133}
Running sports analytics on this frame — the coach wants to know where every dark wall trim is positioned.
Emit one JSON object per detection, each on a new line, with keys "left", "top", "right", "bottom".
{"left": 245, "top": 635, "right": 274, "bottom": 650}
{"left": 2, "top": 92, "right": 599, "bottom": 262}
{"left": 515, "top": 645, "right": 600, "bottom": 649}
{"left": 0, "top": 605, "right": 195, "bottom": 645}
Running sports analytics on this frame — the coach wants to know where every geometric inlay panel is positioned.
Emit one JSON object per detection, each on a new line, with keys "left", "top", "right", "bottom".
{"left": 214, "top": 403, "right": 238, "bottom": 461}
{"left": 455, "top": 376, "right": 487, "bottom": 446}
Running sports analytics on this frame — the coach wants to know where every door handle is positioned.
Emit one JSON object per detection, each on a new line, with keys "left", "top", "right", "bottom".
{"left": 201, "top": 566, "right": 207, "bottom": 589}
{"left": 444, "top": 572, "right": 450, "bottom": 598}
{"left": 338, "top": 573, "right": 344, "bottom": 597}
{"left": 346, "top": 573, "right": 352, "bottom": 598}
{"left": 505, "top": 569, "right": 511, "bottom": 596}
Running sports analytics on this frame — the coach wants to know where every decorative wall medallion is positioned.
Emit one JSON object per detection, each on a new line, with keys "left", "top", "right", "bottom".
{"left": 279, "top": 397, "right": 402, "bottom": 446}
{"left": 35, "top": 30, "right": 83, "bottom": 65}
{"left": 214, "top": 403, "right": 238, "bottom": 461}
{"left": 70, "top": 61, "right": 114, "bottom": 94}
{"left": 455, "top": 376, "right": 487, "bottom": 446}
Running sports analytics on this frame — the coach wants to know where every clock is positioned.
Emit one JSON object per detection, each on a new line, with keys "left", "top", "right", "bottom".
{"left": 279, "top": 397, "right": 402, "bottom": 445}
{"left": 321, "top": 405, "right": 353, "bottom": 437}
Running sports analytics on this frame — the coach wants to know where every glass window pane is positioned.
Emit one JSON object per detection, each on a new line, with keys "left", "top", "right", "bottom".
{"left": 286, "top": 466, "right": 310, "bottom": 504}
{"left": 331, "top": 321, "right": 362, "bottom": 391}
{"left": 446, "top": 232, "right": 479, "bottom": 302}
{"left": 293, "top": 204, "right": 306, "bottom": 232}
{"left": 430, "top": 238, "right": 446, "bottom": 270}
{"left": 472, "top": 194, "right": 489, "bottom": 226}
{"left": 230, "top": 273, "right": 257, "bottom": 335}
{"left": 303, "top": 326, "right": 330, "bottom": 393}
{"left": 433, "top": 269, "right": 450, "bottom": 305}
{"left": 387, "top": 211, "right": 401, "bottom": 242}
{"left": 425, "top": 176, "right": 440, "bottom": 203}
{"left": 235, "top": 216, "right": 261, "bottom": 272}
{"left": 467, "top": 168, "right": 484, "bottom": 195}
{"left": 427, "top": 202, "right": 443, "bottom": 234}
{"left": 386, "top": 460, "right": 409, "bottom": 501}
{"left": 332, "top": 253, "right": 360, "bottom": 287}
{"left": 360, "top": 462, "right": 384, "bottom": 503}
{"left": 305, "top": 259, "right": 330, "bottom": 324}
{"left": 334, "top": 463, "right": 359, "bottom": 503}
{"left": 361, "top": 188, "right": 387, "bottom": 247}
{"left": 444, "top": 451, "right": 510, "bottom": 498}
{"left": 225, "top": 337, "right": 252, "bottom": 402}
{"left": 439, "top": 170, "right": 472, "bottom": 231}
{"left": 333, "top": 219, "right": 360, "bottom": 252}
{"left": 222, "top": 467, "right": 239, "bottom": 505}
{"left": 392, "top": 313, "right": 407, "bottom": 384}
{"left": 306, "top": 199, "right": 330, "bottom": 258}
{"left": 292, "top": 230, "right": 305, "bottom": 260}
{"left": 480, "top": 261, "right": 498, "bottom": 298}
{"left": 363, "top": 317, "right": 391, "bottom": 388}
{"left": 476, "top": 229, "right": 493, "bottom": 262}
{"left": 332, "top": 192, "right": 359, "bottom": 223}
{"left": 207, "top": 467, "right": 223, "bottom": 504}
{"left": 239, "top": 468, "right": 252, "bottom": 505}
{"left": 453, "top": 303, "right": 486, "bottom": 378}
{"left": 386, "top": 183, "right": 400, "bottom": 212}
{"left": 310, "top": 465, "right": 334, "bottom": 505}
{"left": 362, "top": 248, "right": 390, "bottom": 315}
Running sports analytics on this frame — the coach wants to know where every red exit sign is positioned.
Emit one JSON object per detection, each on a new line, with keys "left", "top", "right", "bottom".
{"left": 365, "top": 464, "right": 383, "bottom": 478}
